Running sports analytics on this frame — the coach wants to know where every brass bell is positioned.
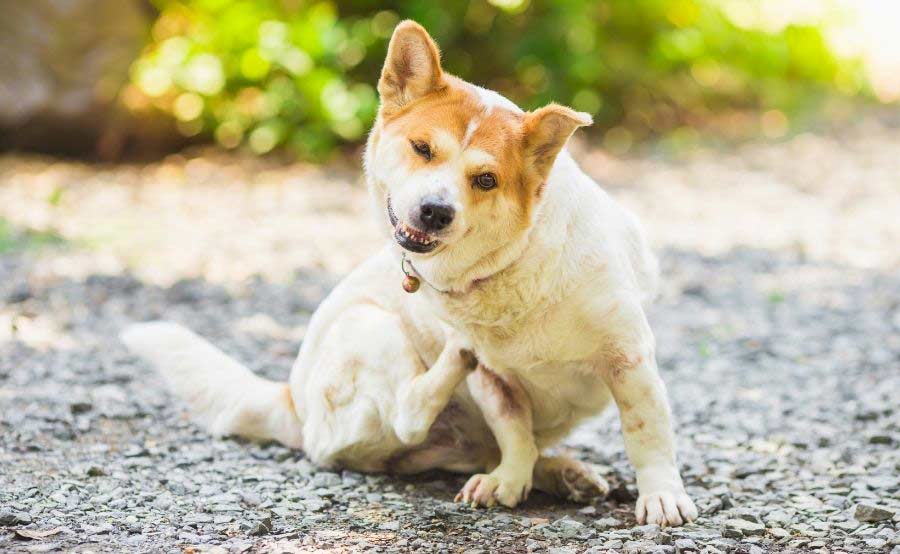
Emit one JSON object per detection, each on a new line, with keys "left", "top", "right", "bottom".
{"left": 402, "top": 275, "right": 421, "bottom": 293}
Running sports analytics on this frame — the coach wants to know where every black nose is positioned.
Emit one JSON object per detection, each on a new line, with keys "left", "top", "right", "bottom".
{"left": 417, "top": 196, "right": 455, "bottom": 232}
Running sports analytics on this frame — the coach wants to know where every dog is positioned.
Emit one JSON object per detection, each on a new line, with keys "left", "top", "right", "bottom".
{"left": 121, "top": 20, "right": 697, "bottom": 527}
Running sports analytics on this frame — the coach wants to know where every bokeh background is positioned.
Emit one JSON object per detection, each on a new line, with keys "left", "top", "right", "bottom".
{"left": 2, "top": 2, "right": 900, "bottom": 552}
{"left": 2, "top": 0, "right": 900, "bottom": 283}
{"left": 3, "top": 0, "right": 900, "bottom": 159}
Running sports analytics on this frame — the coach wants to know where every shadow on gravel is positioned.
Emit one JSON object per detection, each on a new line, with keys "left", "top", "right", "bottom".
{"left": 1, "top": 246, "right": 898, "bottom": 552}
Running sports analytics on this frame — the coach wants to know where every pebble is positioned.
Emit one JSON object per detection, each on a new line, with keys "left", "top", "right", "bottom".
{"left": 723, "top": 519, "right": 766, "bottom": 537}
{"left": 248, "top": 515, "right": 273, "bottom": 536}
{"left": 594, "top": 517, "right": 623, "bottom": 529}
{"left": 0, "top": 509, "right": 32, "bottom": 526}
{"left": 3, "top": 190, "right": 900, "bottom": 552}
{"left": 854, "top": 503, "right": 894, "bottom": 522}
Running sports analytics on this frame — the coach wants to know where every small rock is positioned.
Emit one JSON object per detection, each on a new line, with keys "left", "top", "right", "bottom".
{"left": 674, "top": 538, "right": 697, "bottom": 552}
{"left": 0, "top": 509, "right": 32, "bottom": 526}
{"left": 310, "top": 472, "right": 342, "bottom": 488}
{"left": 239, "top": 491, "right": 262, "bottom": 506}
{"left": 86, "top": 466, "right": 106, "bottom": 477}
{"left": 724, "top": 519, "right": 766, "bottom": 537}
{"left": 764, "top": 510, "right": 792, "bottom": 526}
{"left": 634, "top": 523, "right": 661, "bottom": 540}
{"left": 594, "top": 516, "right": 622, "bottom": 530}
{"left": 551, "top": 518, "right": 586, "bottom": 539}
{"left": 70, "top": 402, "right": 93, "bottom": 414}
{"left": 248, "top": 515, "right": 273, "bottom": 536}
{"left": 854, "top": 503, "right": 894, "bottom": 522}
{"left": 6, "top": 282, "right": 32, "bottom": 303}
{"left": 868, "top": 434, "right": 894, "bottom": 445}
{"left": 379, "top": 521, "right": 400, "bottom": 531}
{"left": 733, "top": 509, "right": 762, "bottom": 523}
{"left": 122, "top": 446, "right": 148, "bottom": 458}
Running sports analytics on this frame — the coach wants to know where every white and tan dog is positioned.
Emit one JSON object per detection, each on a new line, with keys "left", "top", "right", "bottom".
{"left": 122, "top": 21, "right": 697, "bottom": 526}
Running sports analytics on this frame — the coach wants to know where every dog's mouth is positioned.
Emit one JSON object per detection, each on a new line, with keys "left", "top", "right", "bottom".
{"left": 387, "top": 197, "right": 439, "bottom": 254}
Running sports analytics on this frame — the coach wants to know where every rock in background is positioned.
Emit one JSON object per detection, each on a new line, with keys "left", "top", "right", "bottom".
{"left": 0, "top": 0, "right": 177, "bottom": 158}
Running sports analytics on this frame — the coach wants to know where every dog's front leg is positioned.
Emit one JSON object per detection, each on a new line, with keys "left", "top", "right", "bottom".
{"left": 455, "top": 366, "right": 538, "bottom": 508}
{"left": 601, "top": 328, "right": 698, "bottom": 526}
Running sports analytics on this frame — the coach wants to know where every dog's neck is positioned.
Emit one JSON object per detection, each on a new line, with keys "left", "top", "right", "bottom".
{"left": 405, "top": 230, "right": 533, "bottom": 295}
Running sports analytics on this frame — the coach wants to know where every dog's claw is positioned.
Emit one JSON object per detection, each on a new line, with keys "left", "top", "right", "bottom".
{"left": 456, "top": 472, "right": 529, "bottom": 509}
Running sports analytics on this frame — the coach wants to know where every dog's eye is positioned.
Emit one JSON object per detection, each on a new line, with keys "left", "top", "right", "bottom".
{"left": 474, "top": 173, "right": 498, "bottom": 190}
{"left": 411, "top": 140, "right": 432, "bottom": 161}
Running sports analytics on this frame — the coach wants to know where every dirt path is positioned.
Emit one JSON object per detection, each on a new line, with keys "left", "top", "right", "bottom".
{"left": 1, "top": 114, "right": 899, "bottom": 552}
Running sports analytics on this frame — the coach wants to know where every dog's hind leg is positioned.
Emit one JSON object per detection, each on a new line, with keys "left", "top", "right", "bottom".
{"left": 298, "top": 305, "right": 477, "bottom": 471}
{"left": 532, "top": 455, "right": 609, "bottom": 504}
{"left": 392, "top": 331, "right": 478, "bottom": 446}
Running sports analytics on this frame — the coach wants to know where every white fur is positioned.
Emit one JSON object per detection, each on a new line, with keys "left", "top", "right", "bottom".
{"left": 122, "top": 60, "right": 695, "bottom": 527}
{"left": 120, "top": 322, "right": 303, "bottom": 448}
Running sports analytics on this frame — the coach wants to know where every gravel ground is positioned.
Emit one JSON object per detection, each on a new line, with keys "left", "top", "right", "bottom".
{"left": 2, "top": 114, "right": 900, "bottom": 552}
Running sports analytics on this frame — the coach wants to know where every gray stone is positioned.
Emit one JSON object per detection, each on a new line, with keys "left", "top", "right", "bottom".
{"left": 248, "top": 515, "right": 273, "bottom": 536}
{"left": 594, "top": 516, "right": 623, "bottom": 530}
{"left": 0, "top": 509, "right": 32, "bottom": 526}
{"left": 0, "top": 0, "right": 160, "bottom": 157}
{"left": 723, "top": 519, "right": 765, "bottom": 537}
{"left": 854, "top": 503, "right": 894, "bottom": 522}
{"left": 310, "top": 472, "right": 342, "bottom": 488}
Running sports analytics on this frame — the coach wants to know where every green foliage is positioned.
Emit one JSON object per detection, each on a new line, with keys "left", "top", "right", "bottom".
{"left": 0, "top": 218, "right": 65, "bottom": 254}
{"left": 129, "top": 0, "right": 863, "bottom": 158}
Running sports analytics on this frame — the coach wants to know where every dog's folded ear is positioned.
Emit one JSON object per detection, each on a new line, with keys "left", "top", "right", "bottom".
{"left": 378, "top": 20, "right": 445, "bottom": 115}
{"left": 523, "top": 104, "right": 593, "bottom": 178}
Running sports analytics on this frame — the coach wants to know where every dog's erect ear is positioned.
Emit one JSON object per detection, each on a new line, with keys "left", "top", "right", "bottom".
{"left": 523, "top": 104, "right": 592, "bottom": 177}
{"left": 378, "top": 20, "right": 444, "bottom": 114}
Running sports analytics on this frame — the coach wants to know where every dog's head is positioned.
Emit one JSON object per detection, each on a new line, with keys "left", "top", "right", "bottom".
{"left": 365, "top": 21, "right": 591, "bottom": 278}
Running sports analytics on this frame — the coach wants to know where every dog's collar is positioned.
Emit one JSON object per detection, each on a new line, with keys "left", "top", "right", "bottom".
{"left": 401, "top": 252, "right": 449, "bottom": 294}
{"left": 400, "top": 246, "right": 524, "bottom": 296}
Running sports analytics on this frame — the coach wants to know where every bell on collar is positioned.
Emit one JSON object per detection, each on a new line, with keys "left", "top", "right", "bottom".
{"left": 402, "top": 274, "right": 420, "bottom": 293}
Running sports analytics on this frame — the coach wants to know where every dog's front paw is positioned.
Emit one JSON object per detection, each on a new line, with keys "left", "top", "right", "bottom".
{"left": 635, "top": 489, "right": 697, "bottom": 527}
{"left": 454, "top": 471, "right": 530, "bottom": 509}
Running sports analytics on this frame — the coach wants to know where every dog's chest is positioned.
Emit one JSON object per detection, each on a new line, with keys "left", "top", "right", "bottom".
{"left": 461, "top": 297, "right": 600, "bottom": 374}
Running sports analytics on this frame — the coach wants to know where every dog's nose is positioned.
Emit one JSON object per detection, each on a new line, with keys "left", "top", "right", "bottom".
{"left": 417, "top": 196, "right": 455, "bottom": 232}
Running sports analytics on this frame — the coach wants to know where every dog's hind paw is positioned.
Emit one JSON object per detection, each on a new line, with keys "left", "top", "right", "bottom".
{"left": 560, "top": 464, "right": 609, "bottom": 504}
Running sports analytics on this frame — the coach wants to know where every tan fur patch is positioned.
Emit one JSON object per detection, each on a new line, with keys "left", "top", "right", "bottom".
{"left": 459, "top": 348, "right": 479, "bottom": 371}
{"left": 603, "top": 345, "right": 644, "bottom": 383}
{"left": 474, "top": 364, "right": 524, "bottom": 417}
{"left": 623, "top": 418, "right": 646, "bottom": 434}
{"left": 377, "top": 75, "right": 543, "bottom": 236}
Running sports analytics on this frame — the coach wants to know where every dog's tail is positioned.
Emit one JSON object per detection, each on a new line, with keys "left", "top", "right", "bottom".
{"left": 120, "top": 321, "right": 303, "bottom": 448}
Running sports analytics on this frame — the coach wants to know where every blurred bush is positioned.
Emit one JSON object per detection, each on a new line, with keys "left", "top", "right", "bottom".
{"left": 125, "top": 0, "right": 865, "bottom": 158}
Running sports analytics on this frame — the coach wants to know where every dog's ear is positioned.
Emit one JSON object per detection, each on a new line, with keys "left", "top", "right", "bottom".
{"left": 378, "top": 20, "right": 444, "bottom": 115}
{"left": 523, "top": 104, "right": 592, "bottom": 178}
